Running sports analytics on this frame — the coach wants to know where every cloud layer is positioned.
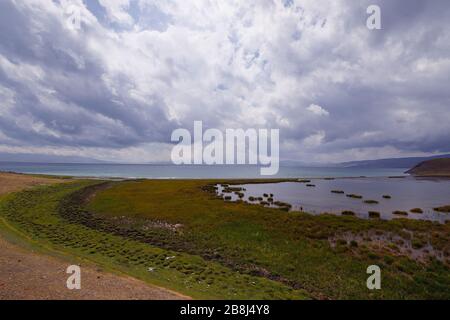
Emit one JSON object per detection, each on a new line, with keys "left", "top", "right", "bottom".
{"left": 0, "top": 0, "right": 449, "bottom": 163}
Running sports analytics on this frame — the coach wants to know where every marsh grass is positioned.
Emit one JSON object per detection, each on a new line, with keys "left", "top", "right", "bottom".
{"left": 368, "top": 211, "right": 381, "bottom": 219}
{"left": 393, "top": 211, "right": 408, "bottom": 216}
{"left": 0, "top": 182, "right": 307, "bottom": 300}
{"left": 2, "top": 179, "right": 449, "bottom": 300}
{"left": 346, "top": 194, "right": 363, "bottom": 199}
{"left": 86, "top": 180, "right": 450, "bottom": 299}
{"left": 434, "top": 205, "right": 450, "bottom": 213}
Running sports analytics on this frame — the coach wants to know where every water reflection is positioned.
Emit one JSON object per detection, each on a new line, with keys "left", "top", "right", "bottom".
{"left": 217, "top": 177, "right": 450, "bottom": 223}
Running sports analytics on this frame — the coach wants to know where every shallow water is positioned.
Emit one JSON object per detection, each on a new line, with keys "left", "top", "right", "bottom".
{"left": 217, "top": 177, "right": 450, "bottom": 223}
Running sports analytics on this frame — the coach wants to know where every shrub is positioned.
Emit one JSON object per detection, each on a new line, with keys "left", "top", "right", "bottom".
{"left": 392, "top": 210, "right": 408, "bottom": 216}
{"left": 346, "top": 194, "right": 363, "bottom": 199}
{"left": 434, "top": 205, "right": 450, "bottom": 213}
{"left": 368, "top": 211, "right": 380, "bottom": 218}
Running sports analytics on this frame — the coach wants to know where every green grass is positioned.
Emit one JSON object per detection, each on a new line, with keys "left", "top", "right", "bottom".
{"left": 0, "top": 181, "right": 307, "bottom": 300}
{"left": 1, "top": 179, "right": 449, "bottom": 299}
{"left": 86, "top": 179, "right": 450, "bottom": 299}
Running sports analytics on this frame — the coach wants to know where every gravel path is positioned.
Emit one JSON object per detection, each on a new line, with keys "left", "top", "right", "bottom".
{"left": 0, "top": 236, "right": 189, "bottom": 300}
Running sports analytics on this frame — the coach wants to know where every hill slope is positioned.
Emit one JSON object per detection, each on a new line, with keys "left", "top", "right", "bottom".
{"left": 406, "top": 158, "right": 450, "bottom": 177}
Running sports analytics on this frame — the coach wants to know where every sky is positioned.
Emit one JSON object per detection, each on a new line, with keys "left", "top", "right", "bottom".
{"left": 0, "top": 0, "right": 449, "bottom": 164}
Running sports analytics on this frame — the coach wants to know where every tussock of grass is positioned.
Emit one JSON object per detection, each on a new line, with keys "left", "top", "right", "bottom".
{"left": 368, "top": 211, "right": 381, "bottom": 219}
{"left": 3, "top": 179, "right": 449, "bottom": 300}
{"left": 410, "top": 208, "right": 423, "bottom": 214}
{"left": 364, "top": 200, "right": 379, "bottom": 204}
{"left": 0, "top": 182, "right": 307, "bottom": 300}
{"left": 434, "top": 205, "right": 450, "bottom": 213}
{"left": 346, "top": 194, "right": 363, "bottom": 199}
{"left": 393, "top": 210, "right": 408, "bottom": 216}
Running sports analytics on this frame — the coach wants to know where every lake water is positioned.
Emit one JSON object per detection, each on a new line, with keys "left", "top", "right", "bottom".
{"left": 0, "top": 162, "right": 408, "bottom": 179}
{"left": 2, "top": 162, "right": 448, "bottom": 222}
{"left": 217, "top": 177, "right": 450, "bottom": 223}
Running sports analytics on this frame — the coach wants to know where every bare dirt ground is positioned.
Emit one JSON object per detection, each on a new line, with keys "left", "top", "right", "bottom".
{"left": 0, "top": 172, "right": 189, "bottom": 300}
{"left": 0, "top": 172, "right": 66, "bottom": 195}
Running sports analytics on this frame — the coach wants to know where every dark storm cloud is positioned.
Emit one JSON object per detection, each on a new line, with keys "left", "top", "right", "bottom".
{"left": 0, "top": 0, "right": 449, "bottom": 162}
{"left": 0, "top": 0, "right": 175, "bottom": 150}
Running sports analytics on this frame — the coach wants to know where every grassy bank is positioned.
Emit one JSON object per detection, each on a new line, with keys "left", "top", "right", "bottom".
{"left": 0, "top": 181, "right": 307, "bottom": 299}
{"left": 86, "top": 179, "right": 450, "bottom": 299}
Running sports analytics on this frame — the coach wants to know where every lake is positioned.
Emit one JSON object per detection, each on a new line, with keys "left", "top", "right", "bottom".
{"left": 217, "top": 177, "right": 450, "bottom": 223}
{"left": 0, "top": 162, "right": 408, "bottom": 179}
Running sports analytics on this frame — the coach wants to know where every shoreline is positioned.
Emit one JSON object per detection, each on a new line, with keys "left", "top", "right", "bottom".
{"left": 1, "top": 171, "right": 449, "bottom": 299}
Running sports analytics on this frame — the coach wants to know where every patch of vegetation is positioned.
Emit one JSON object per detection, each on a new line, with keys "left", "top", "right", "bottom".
{"left": 434, "top": 206, "right": 450, "bottom": 213}
{"left": 306, "top": 184, "right": 316, "bottom": 187}
{"left": 331, "top": 190, "right": 344, "bottom": 194}
{"left": 84, "top": 179, "right": 450, "bottom": 299}
{"left": 393, "top": 211, "right": 408, "bottom": 216}
{"left": 382, "top": 195, "right": 392, "bottom": 199}
{"left": 364, "top": 200, "right": 379, "bottom": 204}
{"left": 3, "top": 179, "right": 449, "bottom": 300}
{"left": 273, "top": 201, "right": 292, "bottom": 210}
{"left": 341, "top": 211, "right": 355, "bottom": 216}
{"left": 298, "top": 180, "right": 311, "bottom": 183}
{"left": 410, "top": 208, "right": 424, "bottom": 214}
{"left": 368, "top": 211, "right": 381, "bottom": 219}
{"left": 346, "top": 194, "right": 363, "bottom": 199}
{"left": 0, "top": 182, "right": 309, "bottom": 300}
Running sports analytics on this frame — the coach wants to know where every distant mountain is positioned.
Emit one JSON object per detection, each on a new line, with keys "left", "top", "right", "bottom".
{"left": 0, "top": 152, "right": 107, "bottom": 164}
{"left": 406, "top": 158, "right": 450, "bottom": 177}
{"left": 337, "top": 154, "right": 450, "bottom": 169}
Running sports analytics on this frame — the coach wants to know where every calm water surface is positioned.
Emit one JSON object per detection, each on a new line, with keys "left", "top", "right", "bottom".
{"left": 218, "top": 177, "right": 450, "bottom": 223}
{"left": 0, "top": 162, "right": 408, "bottom": 179}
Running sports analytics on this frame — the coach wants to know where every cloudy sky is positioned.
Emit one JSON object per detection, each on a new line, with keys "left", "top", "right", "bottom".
{"left": 0, "top": 0, "right": 449, "bottom": 163}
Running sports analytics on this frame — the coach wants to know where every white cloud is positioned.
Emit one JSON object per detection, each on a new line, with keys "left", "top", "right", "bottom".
{"left": 307, "top": 104, "right": 330, "bottom": 116}
{"left": 0, "top": 0, "right": 449, "bottom": 163}
{"left": 98, "top": 0, "right": 134, "bottom": 26}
